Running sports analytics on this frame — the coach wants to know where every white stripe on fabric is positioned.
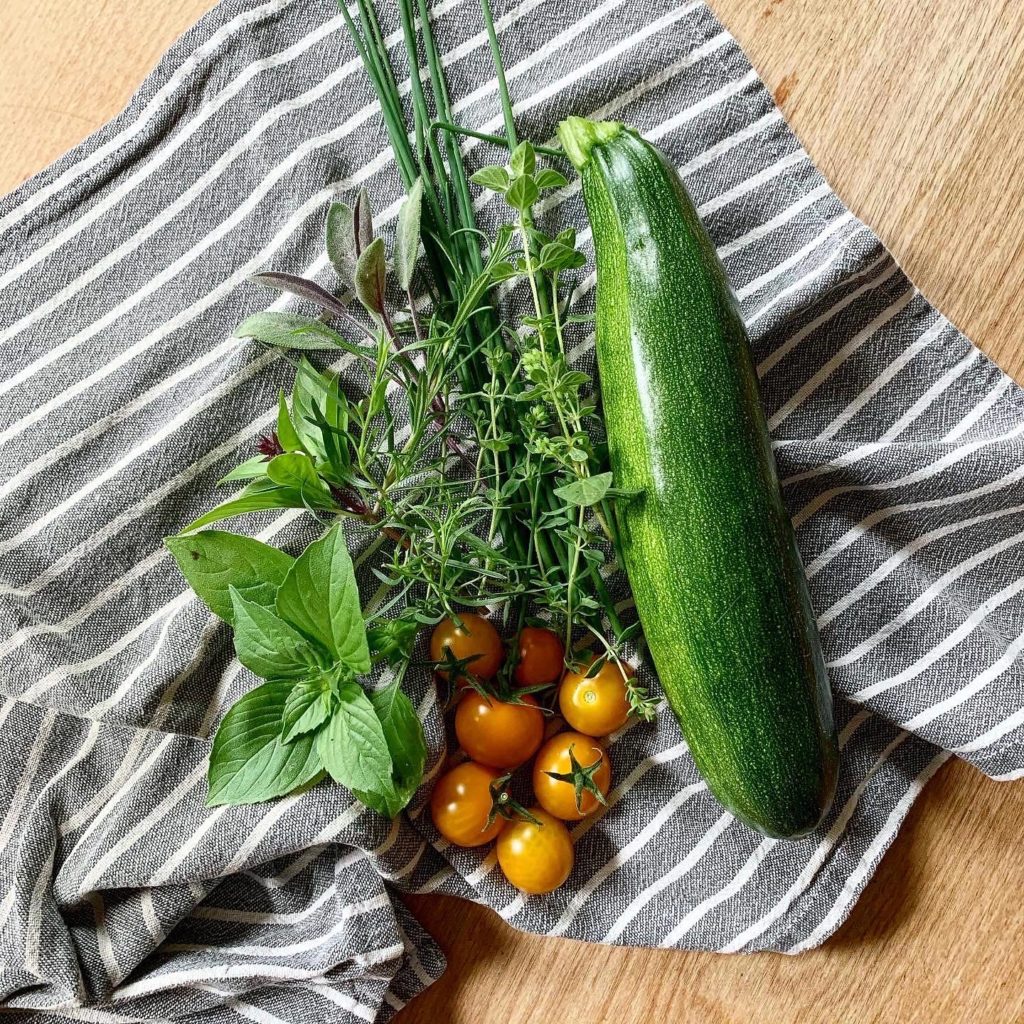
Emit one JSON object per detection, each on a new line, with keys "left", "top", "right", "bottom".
{"left": 191, "top": 884, "right": 339, "bottom": 925}
{"left": 954, "top": 707, "right": 1024, "bottom": 754}
{"left": 302, "top": 980, "right": 379, "bottom": 1023}
{"left": 944, "top": 375, "right": 1012, "bottom": 442}
{"left": 0, "top": 708, "right": 57, "bottom": 853}
{"left": 86, "top": 892, "right": 122, "bottom": 987}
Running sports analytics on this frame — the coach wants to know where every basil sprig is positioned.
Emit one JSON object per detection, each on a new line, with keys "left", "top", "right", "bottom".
{"left": 166, "top": 524, "right": 426, "bottom": 814}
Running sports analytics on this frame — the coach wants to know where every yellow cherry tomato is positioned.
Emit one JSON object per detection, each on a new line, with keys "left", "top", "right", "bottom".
{"left": 455, "top": 693, "right": 544, "bottom": 770}
{"left": 513, "top": 626, "right": 565, "bottom": 687}
{"left": 558, "top": 658, "right": 632, "bottom": 736}
{"left": 430, "top": 761, "right": 505, "bottom": 847}
{"left": 532, "top": 732, "right": 611, "bottom": 820}
{"left": 430, "top": 613, "right": 504, "bottom": 681}
{"left": 496, "top": 807, "right": 574, "bottom": 894}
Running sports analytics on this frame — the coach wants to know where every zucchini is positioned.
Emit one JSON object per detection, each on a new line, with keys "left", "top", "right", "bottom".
{"left": 558, "top": 117, "right": 838, "bottom": 839}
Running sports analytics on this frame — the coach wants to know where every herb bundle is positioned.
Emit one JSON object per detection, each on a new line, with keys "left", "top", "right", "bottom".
{"left": 168, "top": 0, "right": 655, "bottom": 813}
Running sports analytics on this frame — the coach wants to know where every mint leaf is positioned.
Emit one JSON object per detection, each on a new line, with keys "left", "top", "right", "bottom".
{"left": 506, "top": 175, "right": 539, "bottom": 213}
{"left": 509, "top": 141, "right": 536, "bottom": 177}
{"left": 230, "top": 586, "right": 326, "bottom": 679}
{"left": 316, "top": 682, "right": 394, "bottom": 806}
{"left": 371, "top": 682, "right": 426, "bottom": 815}
{"left": 281, "top": 676, "right": 331, "bottom": 744}
{"left": 182, "top": 478, "right": 334, "bottom": 532}
{"left": 275, "top": 524, "right": 371, "bottom": 673}
{"left": 470, "top": 165, "right": 510, "bottom": 193}
{"left": 165, "top": 531, "right": 293, "bottom": 624}
{"left": 326, "top": 201, "right": 357, "bottom": 286}
{"left": 207, "top": 680, "right": 323, "bottom": 806}
{"left": 217, "top": 455, "right": 270, "bottom": 485}
{"left": 233, "top": 311, "right": 350, "bottom": 352}
{"left": 554, "top": 471, "right": 614, "bottom": 507}
{"left": 535, "top": 168, "right": 569, "bottom": 190}
{"left": 394, "top": 177, "right": 423, "bottom": 292}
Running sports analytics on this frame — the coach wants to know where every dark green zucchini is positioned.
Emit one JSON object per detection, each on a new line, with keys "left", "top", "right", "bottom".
{"left": 558, "top": 116, "right": 838, "bottom": 838}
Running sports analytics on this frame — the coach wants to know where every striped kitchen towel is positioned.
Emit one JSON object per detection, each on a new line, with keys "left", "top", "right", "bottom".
{"left": 1, "top": 0, "right": 1022, "bottom": 1020}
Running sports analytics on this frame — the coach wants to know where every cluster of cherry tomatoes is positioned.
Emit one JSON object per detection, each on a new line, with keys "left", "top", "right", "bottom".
{"left": 428, "top": 613, "right": 635, "bottom": 895}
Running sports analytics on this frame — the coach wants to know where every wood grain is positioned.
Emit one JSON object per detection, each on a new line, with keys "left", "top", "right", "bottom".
{"left": 3, "top": 1, "right": 1024, "bottom": 1022}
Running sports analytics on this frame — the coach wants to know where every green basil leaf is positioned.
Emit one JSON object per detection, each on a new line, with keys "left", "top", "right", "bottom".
{"left": 509, "top": 140, "right": 536, "bottom": 177}
{"left": 217, "top": 455, "right": 270, "bottom": 485}
{"left": 394, "top": 177, "right": 423, "bottom": 292}
{"left": 207, "top": 680, "right": 323, "bottom": 806}
{"left": 371, "top": 681, "right": 426, "bottom": 814}
{"left": 275, "top": 524, "right": 371, "bottom": 673}
{"left": 233, "top": 311, "right": 349, "bottom": 352}
{"left": 266, "top": 452, "right": 322, "bottom": 492}
{"left": 553, "top": 471, "right": 614, "bottom": 507}
{"left": 276, "top": 391, "right": 304, "bottom": 453}
{"left": 366, "top": 614, "right": 420, "bottom": 666}
{"left": 470, "top": 165, "right": 510, "bottom": 193}
{"left": 505, "top": 174, "right": 538, "bottom": 213}
{"left": 230, "top": 586, "right": 326, "bottom": 679}
{"left": 165, "top": 531, "right": 294, "bottom": 624}
{"left": 316, "top": 682, "right": 394, "bottom": 803}
{"left": 355, "top": 237, "right": 387, "bottom": 319}
{"left": 281, "top": 676, "right": 331, "bottom": 744}
{"left": 181, "top": 478, "right": 328, "bottom": 532}
{"left": 535, "top": 168, "right": 569, "bottom": 190}
{"left": 326, "top": 201, "right": 357, "bottom": 286}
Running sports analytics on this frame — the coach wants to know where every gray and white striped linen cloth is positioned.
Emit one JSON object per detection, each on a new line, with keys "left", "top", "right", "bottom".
{"left": 1, "top": 0, "right": 1022, "bottom": 1019}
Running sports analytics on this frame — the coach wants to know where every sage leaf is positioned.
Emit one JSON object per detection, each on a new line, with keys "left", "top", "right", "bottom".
{"left": 275, "top": 524, "right": 371, "bottom": 673}
{"left": 316, "top": 681, "right": 394, "bottom": 803}
{"left": 326, "top": 201, "right": 357, "bottom": 286}
{"left": 355, "top": 237, "right": 387, "bottom": 320}
{"left": 207, "top": 680, "right": 323, "bottom": 807}
{"left": 230, "top": 586, "right": 326, "bottom": 679}
{"left": 355, "top": 187, "right": 374, "bottom": 254}
{"left": 249, "top": 272, "right": 350, "bottom": 319}
{"left": 553, "top": 471, "right": 614, "bottom": 507}
{"left": 234, "top": 311, "right": 350, "bottom": 352}
{"left": 371, "top": 681, "right": 426, "bottom": 814}
{"left": 217, "top": 455, "right": 270, "bottom": 485}
{"left": 165, "top": 531, "right": 293, "bottom": 624}
{"left": 470, "top": 165, "right": 510, "bottom": 193}
{"left": 394, "top": 177, "right": 423, "bottom": 292}
{"left": 281, "top": 676, "right": 331, "bottom": 744}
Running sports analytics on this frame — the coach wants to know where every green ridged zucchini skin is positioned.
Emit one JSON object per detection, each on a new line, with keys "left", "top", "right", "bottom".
{"left": 558, "top": 117, "right": 838, "bottom": 839}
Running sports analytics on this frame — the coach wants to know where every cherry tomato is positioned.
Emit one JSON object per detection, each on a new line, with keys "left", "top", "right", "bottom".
{"left": 430, "top": 761, "right": 505, "bottom": 847}
{"left": 496, "top": 807, "right": 574, "bottom": 894}
{"left": 513, "top": 626, "right": 565, "bottom": 688}
{"left": 455, "top": 693, "right": 544, "bottom": 770}
{"left": 430, "top": 613, "right": 504, "bottom": 681}
{"left": 532, "top": 731, "right": 611, "bottom": 820}
{"left": 559, "top": 658, "right": 632, "bottom": 736}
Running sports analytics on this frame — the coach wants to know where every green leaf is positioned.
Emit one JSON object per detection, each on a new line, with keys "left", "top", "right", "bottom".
{"left": 230, "top": 586, "right": 326, "bottom": 679}
{"left": 355, "top": 237, "right": 387, "bottom": 319}
{"left": 217, "top": 455, "right": 270, "bottom": 485}
{"left": 326, "top": 201, "right": 357, "bottom": 286}
{"left": 535, "top": 168, "right": 569, "bottom": 190}
{"left": 207, "top": 681, "right": 323, "bottom": 806}
{"left": 470, "top": 165, "right": 510, "bottom": 193}
{"left": 165, "top": 530, "right": 294, "bottom": 624}
{"left": 316, "top": 682, "right": 394, "bottom": 804}
{"left": 505, "top": 175, "right": 538, "bottom": 213}
{"left": 275, "top": 524, "right": 371, "bottom": 673}
{"left": 276, "top": 392, "right": 304, "bottom": 453}
{"left": 281, "top": 676, "right": 331, "bottom": 744}
{"left": 394, "top": 177, "right": 423, "bottom": 292}
{"left": 355, "top": 187, "right": 374, "bottom": 253}
{"left": 366, "top": 614, "right": 420, "bottom": 666}
{"left": 181, "top": 478, "right": 328, "bottom": 532}
{"left": 509, "top": 141, "right": 536, "bottom": 177}
{"left": 553, "top": 471, "right": 614, "bottom": 507}
{"left": 539, "top": 241, "right": 586, "bottom": 272}
{"left": 233, "top": 311, "right": 350, "bottom": 352}
{"left": 371, "top": 681, "right": 426, "bottom": 814}
{"left": 488, "top": 261, "right": 519, "bottom": 282}
{"left": 266, "top": 452, "right": 322, "bottom": 492}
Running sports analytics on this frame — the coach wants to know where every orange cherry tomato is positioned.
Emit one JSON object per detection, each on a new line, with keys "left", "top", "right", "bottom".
{"left": 558, "top": 658, "right": 632, "bottom": 737}
{"left": 430, "top": 761, "right": 505, "bottom": 847}
{"left": 455, "top": 692, "right": 545, "bottom": 770}
{"left": 430, "top": 613, "right": 504, "bottom": 681}
{"left": 496, "top": 807, "right": 574, "bottom": 894}
{"left": 513, "top": 626, "right": 565, "bottom": 687}
{"left": 532, "top": 732, "right": 611, "bottom": 820}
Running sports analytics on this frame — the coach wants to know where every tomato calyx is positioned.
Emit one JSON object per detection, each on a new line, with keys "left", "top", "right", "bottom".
{"left": 485, "top": 772, "right": 543, "bottom": 830}
{"left": 542, "top": 743, "right": 610, "bottom": 814}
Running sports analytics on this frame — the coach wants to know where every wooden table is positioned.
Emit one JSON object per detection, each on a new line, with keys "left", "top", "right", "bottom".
{"left": 3, "top": 2, "right": 1024, "bottom": 1021}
